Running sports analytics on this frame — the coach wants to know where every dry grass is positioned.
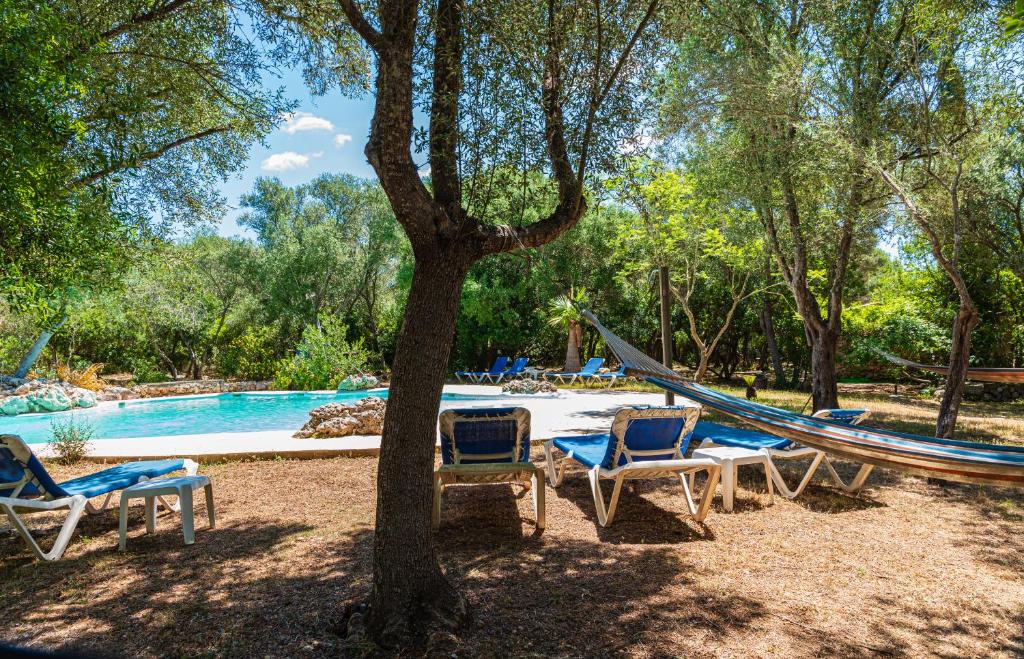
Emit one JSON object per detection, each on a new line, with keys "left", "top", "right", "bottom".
{"left": 2, "top": 392, "right": 1023, "bottom": 657}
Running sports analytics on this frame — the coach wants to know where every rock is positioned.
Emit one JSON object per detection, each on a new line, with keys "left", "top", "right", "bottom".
{"left": 337, "top": 374, "right": 380, "bottom": 392}
{"left": 501, "top": 378, "right": 557, "bottom": 395}
{"left": 96, "top": 386, "right": 136, "bottom": 402}
{"left": 0, "top": 395, "right": 30, "bottom": 416}
{"left": 294, "top": 396, "right": 386, "bottom": 438}
{"left": 26, "top": 386, "right": 72, "bottom": 412}
{"left": 133, "top": 379, "right": 272, "bottom": 398}
{"left": 74, "top": 390, "right": 97, "bottom": 408}
{"left": 965, "top": 382, "right": 985, "bottom": 396}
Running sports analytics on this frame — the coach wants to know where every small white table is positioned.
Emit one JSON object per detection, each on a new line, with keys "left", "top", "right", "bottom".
{"left": 691, "top": 446, "right": 773, "bottom": 512}
{"left": 119, "top": 475, "right": 215, "bottom": 550}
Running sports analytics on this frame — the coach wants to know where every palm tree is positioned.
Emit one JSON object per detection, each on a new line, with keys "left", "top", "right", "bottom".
{"left": 547, "top": 289, "right": 589, "bottom": 372}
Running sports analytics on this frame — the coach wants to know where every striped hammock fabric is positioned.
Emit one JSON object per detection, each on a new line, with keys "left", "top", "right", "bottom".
{"left": 582, "top": 309, "right": 1024, "bottom": 488}
{"left": 876, "top": 350, "right": 1024, "bottom": 384}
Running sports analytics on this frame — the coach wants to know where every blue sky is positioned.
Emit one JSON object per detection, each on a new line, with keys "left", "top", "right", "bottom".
{"left": 217, "top": 68, "right": 378, "bottom": 238}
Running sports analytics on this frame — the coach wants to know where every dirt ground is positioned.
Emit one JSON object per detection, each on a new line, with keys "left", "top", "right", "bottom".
{"left": 1, "top": 393, "right": 1023, "bottom": 657}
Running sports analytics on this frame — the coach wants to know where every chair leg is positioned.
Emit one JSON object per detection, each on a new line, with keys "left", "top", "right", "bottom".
{"left": 678, "top": 472, "right": 699, "bottom": 515}
{"left": 822, "top": 460, "right": 874, "bottom": 493}
{"left": 762, "top": 458, "right": 774, "bottom": 503}
{"left": 532, "top": 469, "right": 545, "bottom": 530}
{"left": 179, "top": 487, "right": 195, "bottom": 545}
{"left": 205, "top": 483, "right": 216, "bottom": 529}
{"left": 1, "top": 496, "right": 89, "bottom": 562}
{"left": 431, "top": 472, "right": 444, "bottom": 530}
{"left": 588, "top": 467, "right": 625, "bottom": 527}
{"left": 721, "top": 458, "right": 736, "bottom": 512}
{"left": 692, "top": 466, "right": 721, "bottom": 522}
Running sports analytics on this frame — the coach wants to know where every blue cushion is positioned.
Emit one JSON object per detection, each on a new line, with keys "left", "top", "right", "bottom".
{"left": 692, "top": 421, "right": 792, "bottom": 450}
{"left": 821, "top": 409, "right": 867, "bottom": 424}
{"left": 551, "top": 434, "right": 613, "bottom": 469}
{"left": 56, "top": 459, "right": 187, "bottom": 498}
{"left": 439, "top": 407, "right": 529, "bottom": 465}
{"left": 0, "top": 448, "right": 41, "bottom": 497}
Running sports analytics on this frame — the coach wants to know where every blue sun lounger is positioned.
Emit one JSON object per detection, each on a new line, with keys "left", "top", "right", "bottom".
{"left": 579, "top": 364, "right": 628, "bottom": 388}
{"left": 692, "top": 409, "right": 872, "bottom": 498}
{"left": 543, "top": 357, "right": 605, "bottom": 385}
{"left": 0, "top": 434, "right": 198, "bottom": 560}
{"left": 455, "top": 356, "right": 509, "bottom": 383}
{"left": 544, "top": 406, "right": 721, "bottom": 526}
{"left": 485, "top": 356, "right": 530, "bottom": 384}
{"left": 435, "top": 407, "right": 544, "bottom": 529}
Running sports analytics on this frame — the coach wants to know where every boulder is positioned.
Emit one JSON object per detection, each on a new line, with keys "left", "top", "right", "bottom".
{"left": 502, "top": 378, "right": 557, "bottom": 395}
{"left": 26, "top": 386, "right": 72, "bottom": 412}
{"left": 96, "top": 386, "right": 136, "bottom": 402}
{"left": 0, "top": 395, "right": 30, "bottom": 416}
{"left": 337, "top": 374, "right": 380, "bottom": 392}
{"left": 294, "top": 396, "right": 386, "bottom": 438}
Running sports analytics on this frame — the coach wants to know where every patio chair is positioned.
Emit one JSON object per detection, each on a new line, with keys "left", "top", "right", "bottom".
{"left": 484, "top": 356, "right": 530, "bottom": 384}
{"left": 0, "top": 434, "right": 198, "bottom": 561}
{"left": 579, "top": 364, "right": 628, "bottom": 388}
{"left": 542, "top": 357, "right": 605, "bottom": 385}
{"left": 435, "top": 407, "right": 544, "bottom": 530}
{"left": 455, "top": 356, "right": 509, "bottom": 383}
{"left": 544, "top": 406, "right": 721, "bottom": 526}
{"left": 692, "top": 408, "right": 873, "bottom": 498}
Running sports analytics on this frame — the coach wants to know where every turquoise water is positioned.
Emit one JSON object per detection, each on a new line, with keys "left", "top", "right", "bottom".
{"left": 0, "top": 391, "right": 491, "bottom": 444}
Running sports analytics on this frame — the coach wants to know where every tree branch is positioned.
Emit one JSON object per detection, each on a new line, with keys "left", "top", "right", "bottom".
{"left": 337, "top": 0, "right": 385, "bottom": 51}
{"left": 428, "top": 0, "right": 463, "bottom": 219}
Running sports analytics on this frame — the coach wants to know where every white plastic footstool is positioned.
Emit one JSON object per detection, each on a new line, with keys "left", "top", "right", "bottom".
{"left": 119, "top": 475, "right": 215, "bottom": 550}
{"left": 690, "top": 446, "right": 773, "bottom": 512}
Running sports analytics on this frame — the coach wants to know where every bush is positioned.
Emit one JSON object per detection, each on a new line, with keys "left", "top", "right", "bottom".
{"left": 130, "top": 357, "right": 169, "bottom": 384}
{"left": 274, "top": 316, "right": 370, "bottom": 390}
{"left": 50, "top": 415, "right": 94, "bottom": 465}
{"left": 216, "top": 326, "right": 277, "bottom": 381}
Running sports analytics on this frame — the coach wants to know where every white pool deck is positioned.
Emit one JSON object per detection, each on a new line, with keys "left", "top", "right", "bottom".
{"left": 33, "top": 385, "right": 676, "bottom": 463}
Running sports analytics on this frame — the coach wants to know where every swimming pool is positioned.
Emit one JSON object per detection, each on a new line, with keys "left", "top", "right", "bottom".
{"left": 0, "top": 390, "right": 496, "bottom": 444}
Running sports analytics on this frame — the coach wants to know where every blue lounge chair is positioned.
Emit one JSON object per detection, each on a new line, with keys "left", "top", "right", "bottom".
{"left": 435, "top": 408, "right": 544, "bottom": 529}
{"left": 485, "top": 356, "right": 530, "bottom": 384}
{"left": 455, "top": 356, "right": 509, "bottom": 383}
{"left": 0, "top": 434, "right": 198, "bottom": 561}
{"left": 543, "top": 357, "right": 605, "bottom": 385}
{"left": 544, "top": 406, "right": 720, "bottom": 526}
{"left": 579, "top": 364, "right": 628, "bottom": 388}
{"left": 693, "top": 408, "right": 872, "bottom": 498}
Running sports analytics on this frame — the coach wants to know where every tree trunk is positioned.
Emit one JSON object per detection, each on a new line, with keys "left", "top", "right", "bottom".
{"left": 14, "top": 314, "right": 69, "bottom": 378}
{"left": 366, "top": 253, "right": 470, "bottom": 644}
{"left": 936, "top": 303, "right": 979, "bottom": 438}
{"left": 694, "top": 352, "right": 711, "bottom": 384}
{"left": 659, "top": 266, "right": 674, "bottom": 404}
{"left": 809, "top": 331, "right": 840, "bottom": 411}
{"left": 759, "top": 298, "right": 785, "bottom": 388}
{"left": 563, "top": 321, "right": 581, "bottom": 372}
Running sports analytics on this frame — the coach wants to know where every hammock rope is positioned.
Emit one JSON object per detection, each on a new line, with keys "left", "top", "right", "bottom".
{"left": 875, "top": 349, "right": 1024, "bottom": 384}
{"left": 582, "top": 309, "right": 1024, "bottom": 488}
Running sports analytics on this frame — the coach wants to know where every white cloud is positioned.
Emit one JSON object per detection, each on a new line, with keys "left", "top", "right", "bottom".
{"left": 261, "top": 151, "right": 311, "bottom": 172}
{"left": 334, "top": 133, "right": 353, "bottom": 147}
{"left": 419, "top": 164, "right": 431, "bottom": 179}
{"left": 280, "top": 111, "right": 335, "bottom": 134}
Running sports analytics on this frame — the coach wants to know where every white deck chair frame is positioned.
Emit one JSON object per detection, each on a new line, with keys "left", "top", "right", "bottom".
{"left": 695, "top": 409, "right": 874, "bottom": 499}
{"left": 434, "top": 408, "right": 544, "bottom": 530}
{"left": 0, "top": 437, "right": 198, "bottom": 561}
{"left": 544, "top": 407, "right": 721, "bottom": 526}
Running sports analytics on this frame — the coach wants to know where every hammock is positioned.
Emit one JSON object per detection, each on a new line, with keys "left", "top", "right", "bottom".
{"left": 582, "top": 309, "right": 1024, "bottom": 488}
{"left": 875, "top": 349, "right": 1024, "bottom": 384}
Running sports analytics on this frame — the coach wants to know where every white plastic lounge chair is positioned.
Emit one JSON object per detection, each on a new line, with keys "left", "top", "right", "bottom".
{"left": 455, "top": 356, "right": 509, "bottom": 383}
{"left": 692, "top": 409, "right": 873, "bottom": 498}
{"left": 544, "top": 406, "right": 721, "bottom": 526}
{"left": 0, "top": 434, "right": 198, "bottom": 561}
{"left": 485, "top": 357, "right": 530, "bottom": 384}
{"left": 542, "top": 357, "right": 605, "bottom": 385}
{"left": 435, "top": 407, "right": 544, "bottom": 529}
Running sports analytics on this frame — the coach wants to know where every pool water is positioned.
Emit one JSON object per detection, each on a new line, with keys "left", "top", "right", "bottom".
{"left": 0, "top": 391, "right": 493, "bottom": 444}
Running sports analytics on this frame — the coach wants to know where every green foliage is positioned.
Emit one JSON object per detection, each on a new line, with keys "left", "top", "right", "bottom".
{"left": 273, "top": 316, "right": 370, "bottom": 391}
{"left": 49, "top": 416, "right": 94, "bottom": 465}
{"left": 217, "top": 327, "right": 278, "bottom": 381}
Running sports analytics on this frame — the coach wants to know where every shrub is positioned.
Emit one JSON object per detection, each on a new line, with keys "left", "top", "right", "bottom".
{"left": 274, "top": 316, "right": 370, "bottom": 390}
{"left": 50, "top": 416, "right": 94, "bottom": 465}
{"left": 216, "top": 326, "right": 277, "bottom": 381}
{"left": 130, "top": 357, "right": 169, "bottom": 384}
{"left": 56, "top": 361, "right": 106, "bottom": 391}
